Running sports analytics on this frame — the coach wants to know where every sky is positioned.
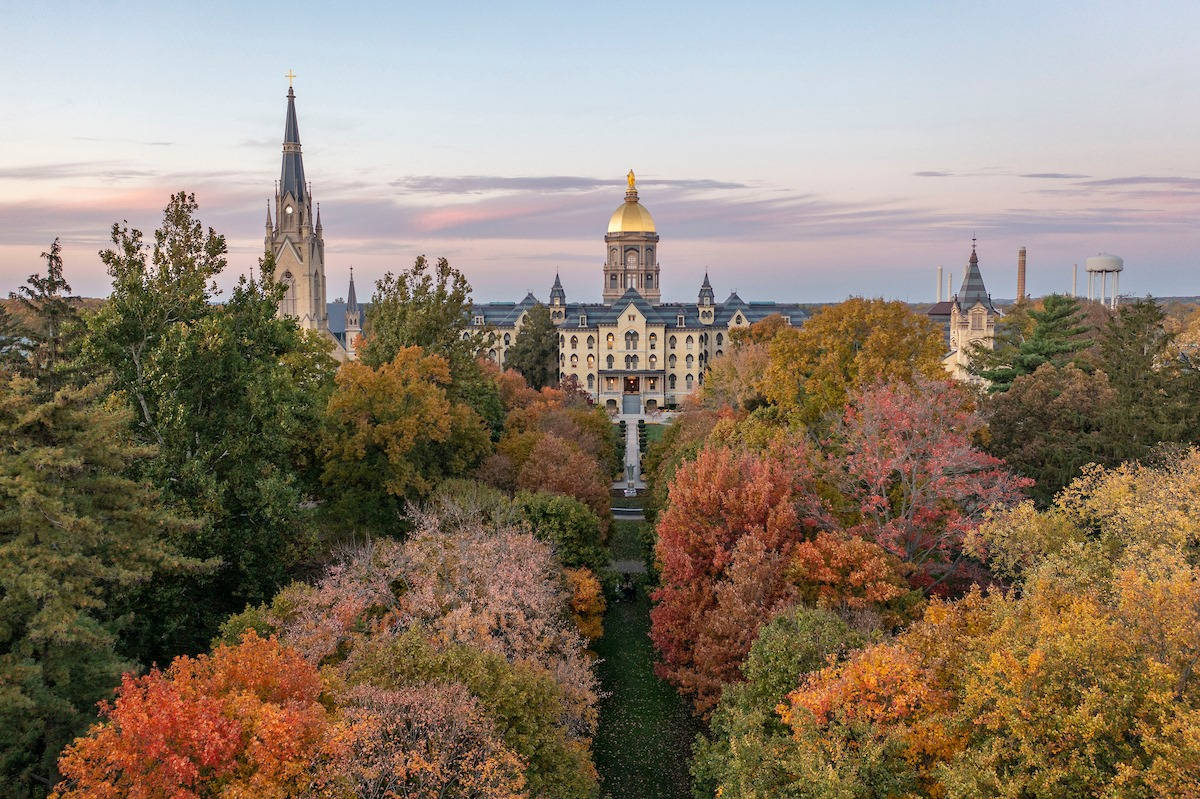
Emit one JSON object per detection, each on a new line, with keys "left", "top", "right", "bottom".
{"left": 1, "top": 0, "right": 1197, "bottom": 304}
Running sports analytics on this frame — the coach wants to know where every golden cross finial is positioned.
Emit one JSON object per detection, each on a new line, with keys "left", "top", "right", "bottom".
{"left": 627, "top": 169, "right": 636, "bottom": 190}
{"left": 285, "top": 69, "right": 297, "bottom": 88}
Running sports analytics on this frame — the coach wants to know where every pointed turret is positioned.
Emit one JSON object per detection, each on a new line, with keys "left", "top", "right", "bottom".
{"left": 280, "top": 86, "right": 307, "bottom": 203}
{"left": 346, "top": 266, "right": 358, "bottom": 312}
{"left": 698, "top": 272, "right": 714, "bottom": 305}
{"left": 315, "top": 202, "right": 323, "bottom": 233}
{"left": 550, "top": 272, "right": 565, "bottom": 305}
{"left": 956, "top": 238, "right": 994, "bottom": 311}
{"left": 265, "top": 201, "right": 273, "bottom": 231}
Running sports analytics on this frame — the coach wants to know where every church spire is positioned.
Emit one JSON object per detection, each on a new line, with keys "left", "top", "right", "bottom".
{"left": 550, "top": 271, "right": 565, "bottom": 305}
{"left": 280, "top": 82, "right": 306, "bottom": 202}
{"left": 346, "top": 266, "right": 358, "bottom": 311}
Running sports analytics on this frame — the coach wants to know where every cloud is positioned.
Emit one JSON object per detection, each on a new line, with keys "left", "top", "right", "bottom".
{"left": 0, "top": 162, "right": 160, "bottom": 181}
{"left": 1019, "top": 172, "right": 1091, "bottom": 179}
{"left": 391, "top": 174, "right": 748, "bottom": 194}
{"left": 1079, "top": 175, "right": 1200, "bottom": 188}
{"left": 913, "top": 170, "right": 955, "bottom": 177}
{"left": 72, "top": 136, "right": 173, "bottom": 147}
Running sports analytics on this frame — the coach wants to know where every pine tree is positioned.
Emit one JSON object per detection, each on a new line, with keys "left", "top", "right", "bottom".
{"left": 0, "top": 303, "right": 28, "bottom": 373}
{"left": 975, "top": 294, "right": 1091, "bottom": 391}
{"left": 0, "top": 378, "right": 198, "bottom": 798}
{"left": 11, "top": 239, "right": 81, "bottom": 394}
{"left": 504, "top": 303, "right": 559, "bottom": 389}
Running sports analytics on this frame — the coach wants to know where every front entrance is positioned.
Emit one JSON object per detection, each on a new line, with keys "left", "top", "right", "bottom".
{"left": 623, "top": 376, "right": 640, "bottom": 393}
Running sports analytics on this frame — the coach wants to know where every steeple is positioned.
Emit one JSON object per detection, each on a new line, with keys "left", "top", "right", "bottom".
{"left": 280, "top": 85, "right": 306, "bottom": 203}
{"left": 344, "top": 267, "right": 361, "bottom": 360}
{"left": 346, "top": 266, "right": 358, "bottom": 311}
{"left": 265, "top": 201, "right": 272, "bottom": 231}
{"left": 315, "top": 202, "right": 322, "bottom": 232}
{"left": 550, "top": 272, "right": 565, "bottom": 305}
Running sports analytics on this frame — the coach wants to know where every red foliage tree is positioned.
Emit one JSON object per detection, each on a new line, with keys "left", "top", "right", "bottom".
{"left": 829, "top": 379, "right": 1031, "bottom": 593}
{"left": 52, "top": 632, "right": 332, "bottom": 799}
{"left": 516, "top": 434, "right": 611, "bottom": 533}
{"left": 650, "top": 442, "right": 832, "bottom": 715}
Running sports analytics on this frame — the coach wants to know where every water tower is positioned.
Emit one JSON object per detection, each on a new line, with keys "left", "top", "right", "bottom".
{"left": 1085, "top": 254, "right": 1123, "bottom": 309}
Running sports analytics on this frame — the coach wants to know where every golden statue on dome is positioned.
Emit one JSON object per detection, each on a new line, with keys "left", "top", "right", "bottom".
{"left": 627, "top": 169, "right": 636, "bottom": 189}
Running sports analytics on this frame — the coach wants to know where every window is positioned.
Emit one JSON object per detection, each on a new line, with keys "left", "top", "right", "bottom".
{"left": 606, "top": 376, "right": 618, "bottom": 390}
{"left": 626, "top": 250, "right": 638, "bottom": 269}
{"left": 631, "top": 355, "right": 639, "bottom": 369}
{"left": 716, "top": 332, "right": 724, "bottom": 346}
{"left": 649, "top": 354, "right": 657, "bottom": 369}
{"left": 626, "top": 274, "right": 637, "bottom": 289}
{"left": 579, "top": 314, "right": 588, "bottom": 327}
{"left": 669, "top": 354, "right": 677, "bottom": 367}
{"left": 609, "top": 274, "right": 617, "bottom": 288}
{"left": 587, "top": 374, "right": 595, "bottom": 389}
{"left": 559, "top": 334, "right": 565, "bottom": 347}
{"left": 473, "top": 315, "right": 484, "bottom": 325}
{"left": 669, "top": 374, "right": 677, "bottom": 389}
{"left": 782, "top": 315, "right": 791, "bottom": 325}
{"left": 625, "top": 330, "right": 639, "bottom": 350}
{"left": 570, "top": 354, "right": 578, "bottom": 367}
{"left": 503, "top": 332, "right": 511, "bottom": 345}
{"left": 488, "top": 348, "right": 497, "bottom": 361}
{"left": 686, "top": 335, "right": 694, "bottom": 350}
{"left": 686, "top": 373, "right": 694, "bottom": 389}
{"left": 587, "top": 335, "right": 594, "bottom": 349}
{"left": 677, "top": 314, "right": 685, "bottom": 326}
{"left": 628, "top": 314, "right": 636, "bottom": 322}
{"left": 716, "top": 349, "right": 723, "bottom": 357}
{"left": 606, "top": 333, "right": 615, "bottom": 349}
{"left": 648, "top": 377, "right": 657, "bottom": 390}
{"left": 649, "top": 333, "right": 657, "bottom": 350}
{"left": 645, "top": 273, "right": 654, "bottom": 288}
{"left": 669, "top": 335, "right": 677, "bottom": 349}
{"left": 970, "top": 311, "right": 984, "bottom": 331}
{"left": 686, "top": 354, "right": 694, "bottom": 368}
{"left": 570, "top": 335, "right": 578, "bottom": 349}
{"left": 607, "top": 354, "right": 614, "bottom": 368}
{"left": 625, "top": 355, "right": 632, "bottom": 369}
{"left": 587, "top": 354, "right": 595, "bottom": 368}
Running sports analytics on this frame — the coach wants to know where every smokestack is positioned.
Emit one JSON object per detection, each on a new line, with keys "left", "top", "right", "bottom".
{"left": 948, "top": 273, "right": 953, "bottom": 300}
{"left": 1016, "top": 247, "right": 1027, "bottom": 304}
{"left": 937, "top": 266, "right": 943, "bottom": 302}
{"left": 1072, "top": 264, "right": 1078, "bottom": 298}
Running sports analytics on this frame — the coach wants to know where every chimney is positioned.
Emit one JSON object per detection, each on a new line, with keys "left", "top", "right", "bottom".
{"left": 948, "top": 273, "right": 953, "bottom": 300}
{"left": 937, "top": 266, "right": 943, "bottom": 302}
{"left": 1072, "top": 264, "right": 1078, "bottom": 298}
{"left": 1016, "top": 247, "right": 1027, "bottom": 304}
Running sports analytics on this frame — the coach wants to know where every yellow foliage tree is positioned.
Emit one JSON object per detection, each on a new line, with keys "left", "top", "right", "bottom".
{"left": 759, "top": 298, "right": 944, "bottom": 422}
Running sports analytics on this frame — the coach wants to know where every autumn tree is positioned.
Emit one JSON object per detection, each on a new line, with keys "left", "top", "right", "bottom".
{"left": 360, "top": 254, "right": 504, "bottom": 437}
{"left": 514, "top": 491, "right": 609, "bottom": 575}
{"left": 827, "top": 379, "right": 1030, "bottom": 592}
{"left": 760, "top": 298, "right": 944, "bottom": 423}
{"left": 697, "top": 340, "right": 770, "bottom": 412}
{"left": 321, "top": 347, "right": 491, "bottom": 527}
{"left": 516, "top": 434, "right": 612, "bottom": 534}
{"left": 650, "top": 442, "right": 832, "bottom": 714}
{"left": 504, "top": 303, "right": 559, "bottom": 389}
{"left": 0, "top": 378, "right": 198, "bottom": 798}
{"left": 51, "top": 632, "right": 333, "bottom": 799}
{"left": 691, "top": 606, "right": 864, "bottom": 799}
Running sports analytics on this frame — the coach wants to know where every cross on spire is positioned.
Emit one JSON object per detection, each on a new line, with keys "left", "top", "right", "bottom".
{"left": 285, "top": 69, "right": 297, "bottom": 88}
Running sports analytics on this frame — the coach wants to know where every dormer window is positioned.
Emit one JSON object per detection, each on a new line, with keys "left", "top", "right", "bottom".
{"left": 473, "top": 315, "right": 484, "bottom": 326}
{"left": 782, "top": 315, "right": 791, "bottom": 325}
{"left": 579, "top": 314, "right": 587, "bottom": 327}
{"left": 677, "top": 314, "right": 685, "bottom": 326}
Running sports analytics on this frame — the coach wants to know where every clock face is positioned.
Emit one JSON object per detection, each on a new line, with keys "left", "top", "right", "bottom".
{"left": 285, "top": 205, "right": 294, "bottom": 215}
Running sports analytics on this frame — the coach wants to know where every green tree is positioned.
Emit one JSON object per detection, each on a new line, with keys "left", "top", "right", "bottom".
{"left": 85, "top": 194, "right": 335, "bottom": 662}
{"left": 505, "top": 303, "right": 559, "bottom": 389}
{"left": 972, "top": 294, "right": 1091, "bottom": 391}
{"left": 514, "top": 491, "right": 609, "bottom": 575}
{"left": 0, "top": 378, "right": 198, "bottom": 798}
{"left": 0, "top": 303, "right": 28, "bottom": 373}
{"left": 360, "top": 255, "right": 504, "bottom": 437}
{"left": 11, "top": 239, "right": 82, "bottom": 393}
{"left": 691, "top": 606, "right": 864, "bottom": 799}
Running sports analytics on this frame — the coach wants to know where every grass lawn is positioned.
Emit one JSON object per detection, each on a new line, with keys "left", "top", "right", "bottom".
{"left": 643, "top": 422, "right": 667, "bottom": 445}
{"left": 610, "top": 495, "right": 645, "bottom": 509}
{"left": 610, "top": 518, "right": 650, "bottom": 562}
{"left": 593, "top": 588, "right": 700, "bottom": 799}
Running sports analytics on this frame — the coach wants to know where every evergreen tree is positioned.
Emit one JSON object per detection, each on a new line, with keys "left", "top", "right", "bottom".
{"left": 0, "top": 303, "right": 28, "bottom": 373}
{"left": 0, "top": 378, "right": 198, "bottom": 798}
{"left": 504, "top": 303, "right": 559, "bottom": 389}
{"left": 11, "top": 239, "right": 82, "bottom": 393}
{"left": 974, "top": 294, "right": 1091, "bottom": 391}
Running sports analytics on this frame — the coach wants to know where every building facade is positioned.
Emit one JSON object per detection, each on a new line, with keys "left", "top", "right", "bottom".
{"left": 473, "top": 174, "right": 809, "bottom": 413}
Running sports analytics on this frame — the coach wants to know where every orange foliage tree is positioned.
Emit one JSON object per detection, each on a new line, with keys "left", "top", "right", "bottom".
{"left": 52, "top": 632, "right": 332, "bottom": 799}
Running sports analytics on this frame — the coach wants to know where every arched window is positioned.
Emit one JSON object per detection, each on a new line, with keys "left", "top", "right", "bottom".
{"left": 570, "top": 335, "right": 578, "bottom": 349}
{"left": 669, "top": 335, "right": 677, "bottom": 349}
{"left": 587, "top": 335, "right": 595, "bottom": 349}
{"left": 700, "top": 333, "right": 708, "bottom": 346}
{"left": 716, "top": 332, "right": 724, "bottom": 346}
{"left": 503, "top": 332, "right": 511, "bottom": 345}
{"left": 488, "top": 348, "right": 497, "bottom": 361}
{"left": 686, "top": 335, "right": 694, "bottom": 350}
{"left": 648, "top": 333, "right": 657, "bottom": 350}
{"left": 625, "top": 330, "right": 639, "bottom": 350}
{"left": 587, "top": 354, "right": 595, "bottom": 368}
{"left": 645, "top": 273, "right": 654, "bottom": 288}
{"left": 560, "top": 371, "right": 566, "bottom": 382}
{"left": 607, "top": 354, "right": 614, "bottom": 369}
{"left": 970, "top": 310, "right": 984, "bottom": 331}
{"left": 609, "top": 273, "right": 618, "bottom": 288}
{"left": 587, "top": 374, "right": 595, "bottom": 389}
{"left": 631, "top": 355, "right": 639, "bottom": 369}
{"left": 686, "top": 354, "right": 694, "bottom": 368}
{"left": 649, "top": 354, "right": 657, "bottom": 369}
{"left": 560, "top": 353, "right": 565, "bottom": 365}
{"left": 606, "top": 333, "right": 615, "bottom": 349}
{"left": 625, "top": 355, "right": 632, "bottom": 369}
{"left": 669, "top": 354, "right": 677, "bottom": 367}
{"left": 559, "top": 334, "right": 565, "bottom": 347}
{"left": 570, "top": 354, "right": 578, "bottom": 368}
{"left": 716, "top": 349, "right": 723, "bottom": 357}
{"left": 685, "top": 373, "right": 694, "bottom": 389}
{"left": 669, "top": 374, "right": 677, "bottom": 389}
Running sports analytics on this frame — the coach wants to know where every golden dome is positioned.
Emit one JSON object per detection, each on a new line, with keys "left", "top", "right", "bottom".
{"left": 607, "top": 199, "right": 656, "bottom": 233}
